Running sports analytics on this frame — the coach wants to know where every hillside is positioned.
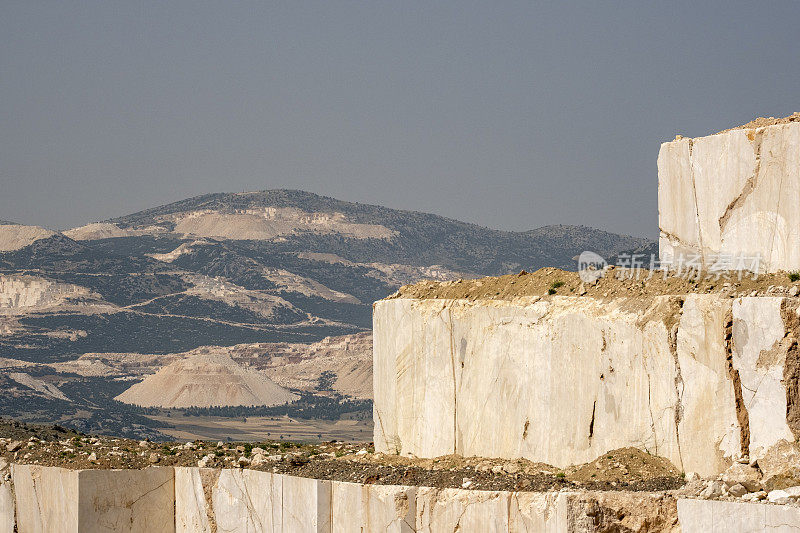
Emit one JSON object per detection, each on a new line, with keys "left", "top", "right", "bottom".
{"left": 0, "top": 189, "right": 651, "bottom": 438}
{"left": 103, "top": 190, "right": 647, "bottom": 273}
{"left": 0, "top": 222, "right": 55, "bottom": 251}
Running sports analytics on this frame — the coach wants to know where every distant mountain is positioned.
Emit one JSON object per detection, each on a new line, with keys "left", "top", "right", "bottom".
{"left": 101, "top": 190, "right": 647, "bottom": 274}
{"left": 0, "top": 190, "right": 652, "bottom": 438}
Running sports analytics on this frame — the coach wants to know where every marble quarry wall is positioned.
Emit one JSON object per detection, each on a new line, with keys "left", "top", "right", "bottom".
{"left": 373, "top": 295, "right": 800, "bottom": 477}
{"left": 658, "top": 121, "right": 800, "bottom": 271}
{"left": 0, "top": 464, "right": 688, "bottom": 532}
{"left": 677, "top": 498, "right": 800, "bottom": 533}
{"left": 7, "top": 463, "right": 800, "bottom": 531}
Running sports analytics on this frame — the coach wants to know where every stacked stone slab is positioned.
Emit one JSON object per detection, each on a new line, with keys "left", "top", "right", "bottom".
{"left": 7, "top": 463, "right": 800, "bottom": 531}
{"left": 373, "top": 294, "right": 800, "bottom": 478}
{"left": 678, "top": 499, "right": 800, "bottom": 532}
{"left": 0, "top": 478, "right": 13, "bottom": 533}
{"left": 658, "top": 121, "right": 800, "bottom": 271}
{"left": 374, "top": 118, "right": 800, "bottom": 480}
{"left": 0, "top": 464, "right": 690, "bottom": 532}
{"left": 173, "top": 467, "right": 681, "bottom": 532}
{"left": 11, "top": 464, "right": 174, "bottom": 532}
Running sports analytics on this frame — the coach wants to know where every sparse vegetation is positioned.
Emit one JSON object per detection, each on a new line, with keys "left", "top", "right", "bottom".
{"left": 548, "top": 280, "right": 565, "bottom": 295}
{"left": 315, "top": 371, "right": 336, "bottom": 392}
{"left": 790, "top": 272, "right": 800, "bottom": 282}
{"left": 181, "top": 394, "right": 373, "bottom": 421}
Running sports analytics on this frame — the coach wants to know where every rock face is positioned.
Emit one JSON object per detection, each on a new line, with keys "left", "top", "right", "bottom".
{"left": 174, "top": 466, "right": 679, "bottom": 533}
{"left": 658, "top": 121, "right": 800, "bottom": 271}
{"left": 63, "top": 222, "right": 167, "bottom": 240}
{"left": 169, "top": 206, "right": 398, "bottom": 241}
{"left": 373, "top": 294, "right": 800, "bottom": 477}
{"left": 11, "top": 464, "right": 174, "bottom": 532}
{"left": 174, "top": 467, "right": 212, "bottom": 533}
{"left": 0, "top": 463, "right": 690, "bottom": 532}
{"left": 21, "top": 462, "right": 800, "bottom": 532}
{"left": 0, "top": 275, "right": 95, "bottom": 311}
{"left": 12, "top": 464, "right": 79, "bottom": 531}
{"left": 0, "top": 479, "right": 12, "bottom": 533}
{"left": 115, "top": 351, "right": 297, "bottom": 408}
{"left": 677, "top": 498, "right": 800, "bottom": 532}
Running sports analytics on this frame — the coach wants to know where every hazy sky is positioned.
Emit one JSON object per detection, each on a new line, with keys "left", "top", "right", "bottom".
{"left": 2, "top": 2, "right": 798, "bottom": 237}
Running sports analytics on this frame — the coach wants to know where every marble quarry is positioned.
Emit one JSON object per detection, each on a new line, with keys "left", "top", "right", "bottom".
{"left": 372, "top": 294, "right": 800, "bottom": 478}
{"left": 0, "top": 464, "right": 693, "bottom": 532}
{"left": 658, "top": 121, "right": 800, "bottom": 272}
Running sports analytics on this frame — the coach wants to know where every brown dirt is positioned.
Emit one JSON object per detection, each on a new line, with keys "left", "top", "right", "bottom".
{"left": 782, "top": 299, "right": 800, "bottom": 441}
{"left": 0, "top": 419, "right": 683, "bottom": 493}
{"left": 570, "top": 447, "right": 681, "bottom": 484}
{"left": 388, "top": 266, "right": 800, "bottom": 302}
{"left": 717, "top": 112, "right": 800, "bottom": 134}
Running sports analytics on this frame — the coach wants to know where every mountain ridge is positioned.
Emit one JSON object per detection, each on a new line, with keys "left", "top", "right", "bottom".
{"left": 0, "top": 189, "right": 653, "bottom": 438}
{"left": 90, "top": 189, "right": 649, "bottom": 274}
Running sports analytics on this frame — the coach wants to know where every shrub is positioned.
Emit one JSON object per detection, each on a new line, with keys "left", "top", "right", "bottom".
{"left": 789, "top": 272, "right": 800, "bottom": 282}
{"left": 549, "top": 281, "right": 565, "bottom": 295}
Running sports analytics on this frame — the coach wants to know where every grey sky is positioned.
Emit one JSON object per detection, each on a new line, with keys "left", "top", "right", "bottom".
{"left": 1, "top": 2, "right": 798, "bottom": 237}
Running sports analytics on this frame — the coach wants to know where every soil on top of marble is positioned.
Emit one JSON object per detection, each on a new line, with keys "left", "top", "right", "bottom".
{"left": 389, "top": 266, "right": 800, "bottom": 302}
{"left": 0, "top": 418, "right": 683, "bottom": 493}
{"left": 715, "top": 111, "right": 800, "bottom": 134}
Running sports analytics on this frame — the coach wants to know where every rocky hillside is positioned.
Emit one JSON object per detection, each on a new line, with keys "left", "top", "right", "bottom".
{"left": 0, "top": 190, "right": 650, "bottom": 438}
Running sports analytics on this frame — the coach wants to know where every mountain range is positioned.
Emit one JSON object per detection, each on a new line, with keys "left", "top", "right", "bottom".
{"left": 0, "top": 190, "right": 651, "bottom": 439}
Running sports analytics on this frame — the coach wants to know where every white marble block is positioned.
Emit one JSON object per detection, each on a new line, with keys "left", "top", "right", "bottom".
{"left": 0, "top": 479, "right": 16, "bottom": 533}
{"left": 678, "top": 498, "right": 800, "bottom": 532}
{"left": 12, "top": 464, "right": 174, "bottom": 533}
{"left": 213, "top": 469, "right": 283, "bottom": 533}
{"left": 175, "top": 467, "right": 212, "bottom": 533}
{"left": 281, "top": 474, "right": 331, "bottom": 533}
{"left": 415, "top": 487, "right": 510, "bottom": 532}
{"left": 658, "top": 122, "right": 800, "bottom": 271}
{"left": 13, "top": 464, "right": 79, "bottom": 533}
{"left": 373, "top": 295, "right": 800, "bottom": 476}
{"left": 330, "top": 481, "right": 416, "bottom": 533}
{"left": 78, "top": 467, "right": 175, "bottom": 533}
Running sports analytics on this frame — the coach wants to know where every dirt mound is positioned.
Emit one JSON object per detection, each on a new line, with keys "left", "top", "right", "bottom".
{"left": 389, "top": 266, "right": 800, "bottom": 301}
{"left": 570, "top": 447, "right": 681, "bottom": 484}
{"left": 115, "top": 351, "right": 297, "bottom": 408}
{"left": 717, "top": 111, "right": 800, "bottom": 134}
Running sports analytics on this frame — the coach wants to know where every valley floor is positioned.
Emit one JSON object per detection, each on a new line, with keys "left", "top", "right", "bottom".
{"left": 146, "top": 412, "right": 372, "bottom": 443}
